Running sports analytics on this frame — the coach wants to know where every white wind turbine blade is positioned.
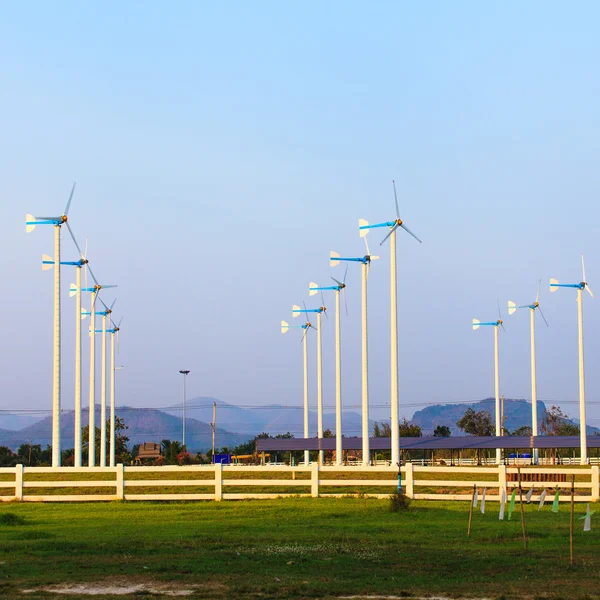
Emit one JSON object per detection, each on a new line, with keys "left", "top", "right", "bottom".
{"left": 25, "top": 214, "right": 36, "bottom": 233}
{"left": 536, "top": 279, "right": 541, "bottom": 304}
{"left": 42, "top": 255, "right": 54, "bottom": 271}
{"left": 399, "top": 223, "right": 422, "bottom": 244}
{"left": 308, "top": 282, "right": 318, "bottom": 297}
{"left": 364, "top": 236, "right": 371, "bottom": 257}
{"left": 585, "top": 285, "right": 594, "bottom": 298}
{"left": 582, "top": 253, "right": 587, "bottom": 283}
{"left": 64, "top": 182, "right": 76, "bottom": 216}
{"left": 537, "top": 305, "right": 549, "bottom": 327}
{"left": 392, "top": 180, "right": 400, "bottom": 220}
{"left": 358, "top": 218, "right": 369, "bottom": 237}
{"left": 380, "top": 222, "right": 399, "bottom": 246}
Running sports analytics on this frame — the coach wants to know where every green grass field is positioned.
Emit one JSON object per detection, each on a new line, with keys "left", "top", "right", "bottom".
{"left": 0, "top": 498, "right": 597, "bottom": 600}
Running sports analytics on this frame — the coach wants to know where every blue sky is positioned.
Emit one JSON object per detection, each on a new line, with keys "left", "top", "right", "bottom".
{"left": 2, "top": 1, "right": 600, "bottom": 429}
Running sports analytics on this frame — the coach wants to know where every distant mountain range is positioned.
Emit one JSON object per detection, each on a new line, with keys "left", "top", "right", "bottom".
{"left": 411, "top": 397, "right": 600, "bottom": 436}
{"left": 1, "top": 397, "right": 595, "bottom": 454}
{"left": 165, "top": 397, "right": 369, "bottom": 437}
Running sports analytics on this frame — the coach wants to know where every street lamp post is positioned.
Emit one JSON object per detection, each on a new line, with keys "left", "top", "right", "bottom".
{"left": 179, "top": 370, "right": 190, "bottom": 448}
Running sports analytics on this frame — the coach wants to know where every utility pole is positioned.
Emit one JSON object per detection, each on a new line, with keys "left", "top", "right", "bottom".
{"left": 179, "top": 370, "right": 190, "bottom": 448}
{"left": 210, "top": 401, "right": 216, "bottom": 460}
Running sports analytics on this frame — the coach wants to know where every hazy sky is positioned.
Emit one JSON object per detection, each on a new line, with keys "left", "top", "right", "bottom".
{"left": 2, "top": 2, "right": 600, "bottom": 428}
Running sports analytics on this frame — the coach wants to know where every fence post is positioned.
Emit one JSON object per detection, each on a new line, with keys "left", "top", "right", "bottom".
{"left": 591, "top": 465, "right": 599, "bottom": 502}
{"left": 405, "top": 462, "right": 414, "bottom": 498}
{"left": 116, "top": 464, "right": 124, "bottom": 500}
{"left": 498, "top": 464, "right": 507, "bottom": 499}
{"left": 214, "top": 463, "right": 223, "bottom": 501}
{"left": 14, "top": 464, "right": 23, "bottom": 501}
{"left": 311, "top": 462, "right": 319, "bottom": 498}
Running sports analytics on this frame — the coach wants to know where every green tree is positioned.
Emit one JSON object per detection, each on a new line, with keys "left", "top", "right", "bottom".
{"left": 0, "top": 446, "right": 16, "bottom": 467}
{"left": 433, "top": 425, "right": 452, "bottom": 438}
{"left": 161, "top": 439, "right": 184, "bottom": 464}
{"left": 82, "top": 417, "right": 131, "bottom": 464}
{"left": 373, "top": 422, "right": 392, "bottom": 437}
{"left": 17, "top": 444, "right": 50, "bottom": 466}
{"left": 456, "top": 408, "right": 494, "bottom": 436}
{"left": 541, "top": 406, "right": 579, "bottom": 436}
{"left": 399, "top": 418, "right": 422, "bottom": 437}
{"left": 511, "top": 425, "right": 532, "bottom": 436}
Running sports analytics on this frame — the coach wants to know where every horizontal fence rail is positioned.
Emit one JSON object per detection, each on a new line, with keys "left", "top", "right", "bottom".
{"left": 0, "top": 463, "right": 598, "bottom": 503}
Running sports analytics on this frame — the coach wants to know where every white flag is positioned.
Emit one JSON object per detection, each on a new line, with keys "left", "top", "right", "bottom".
{"left": 525, "top": 486, "right": 534, "bottom": 504}
{"left": 499, "top": 488, "right": 506, "bottom": 521}
{"left": 480, "top": 488, "right": 486, "bottom": 514}
{"left": 473, "top": 485, "right": 478, "bottom": 508}
{"left": 579, "top": 504, "right": 595, "bottom": 532}
{"left": 538, "top": 489, "right": 547, "bottom": 510}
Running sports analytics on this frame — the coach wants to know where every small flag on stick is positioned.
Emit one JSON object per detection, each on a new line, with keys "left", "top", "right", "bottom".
{"left": 473, "top": 485, "right": 478, "bottom": 508}
{"left": 552, "top": 488, "right": 560, "bottom": 513}
{"left": 508, "top": 488, "right": 517, "bottom": 520}
{"left": 538, "top": 489, "right": 547, "bottom": 510}
{"left": 579, "top": 504, "right": 595, "bottom": 532}
{"left": 525, "top": 486, "right": 534, "bottom": 504}
{"left": 480, "top": 488, "right": 486, "bottom": 514}
{"left": 499, "top": 488, "right": 506, "bottom": 521}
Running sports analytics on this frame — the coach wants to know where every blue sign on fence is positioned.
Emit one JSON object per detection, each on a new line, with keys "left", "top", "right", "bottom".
{"left": 212, "top": 453, "right": 232, "bottom": 464}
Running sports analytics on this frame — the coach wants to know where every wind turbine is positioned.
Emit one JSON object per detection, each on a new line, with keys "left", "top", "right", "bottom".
{"left": 472, "top": 305, "right": 504, "bottom": 465}
{"left": 508, "top": 281, "right": 549, "bottom": 464}
{"left": 80, "top": 281, "right": 117, "bottom": 466}
{"left": 293, "top": 303, "right": 326, "bottom": 464}
{"left": 91, "top": 299, "right": 116, "bottom": 467}
{"left": 309, "top": 267, "right": 349, "bottom": 466}
{"left": 550, "top": 255, "right": 594, "bottom": 464}
{"left": 42, "top": 247, "right": 88, "bottom": 468}
{"left": 281, "top": 318, "right": 316, "bottom": 464}
{"left": 26, "top": 183, "right": 77, "bottom": 467}
{"left": 107, "top": 318, "right": 123, "bottom": 467}
{"left": 358, "top": 181, "right": 422, "bottom": 467}
{"left": 330, "top": 239, "right": 379, "bottom": 466}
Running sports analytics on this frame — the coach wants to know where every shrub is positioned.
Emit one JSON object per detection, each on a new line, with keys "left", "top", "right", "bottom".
{"left": 389, "top": 490, "right": 411, "bottom": 513}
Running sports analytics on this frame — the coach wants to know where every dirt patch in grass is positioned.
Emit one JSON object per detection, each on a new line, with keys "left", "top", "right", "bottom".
{"left": 23, "top": 580, "right": 198, "bottom": 596}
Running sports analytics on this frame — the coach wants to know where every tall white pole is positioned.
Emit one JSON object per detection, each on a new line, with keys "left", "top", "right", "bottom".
{"left": 88, "top": 291, "right": 96, "bottom": 467}
{"left": 494, "top": 325, "right": 501, "bottom": 465}
{"left": 100, "top": 313, "right": 107, "bottom": 467}
{"left": 52, "top": 225, "right": 61, "bottom": 467}
{"left": 361, "top": 262, "right": 370, "bottom": 466}
{"left": 335, "top": 290, "right": 342, "bottom": 466}
{"left": 577, "top": 289, "right": 587, "bottom": 464}
{"left": 530, "top": 308, "right": 539, "bottom": 464}
{"left": 317, "top": 311, "right": 323, "bottom": 465}
{"left": 109, "top": 331, "right": 116, "bottom": 467}
{"left": 182, "top": 374, "right": 187, "bottom": 448}
{"left": 303, "top": 330, "right": 309, "bottom": 465}
{"left": 390, "top": 229, "right": 399, "bottom": 467}
{"left": 74, "top": 266, "right": 82, "bottom": 467}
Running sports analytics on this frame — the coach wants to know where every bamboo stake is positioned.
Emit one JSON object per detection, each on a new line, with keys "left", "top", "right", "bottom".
{"left": 467, "top": 484, "right": 475, "bottom": 537}
{"left": 570, "top": 475, "right": 575, "bottom": 566}
{"left": 518, "top": 467, "right": 527, "bottom": 551}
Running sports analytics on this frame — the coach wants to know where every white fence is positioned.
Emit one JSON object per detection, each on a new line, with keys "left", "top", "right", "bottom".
{"left": 0, "top": 463, "right": 598, "bottom": 502}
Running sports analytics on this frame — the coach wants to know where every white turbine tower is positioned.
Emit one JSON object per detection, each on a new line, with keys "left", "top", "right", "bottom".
{"left": 309, "top": 267, "right": 349, "bottom": 466}
{"left": 358, "top": 181, "right": 421, "bottom": 467}
{"left": 472, "top": 305, "right": 505, "bottom": 465}
{"left": 330, "top": 239, "right": 379, "bottom": 466}
{"left": 550, "top": 255, "right": 594, "bottom": 464}
{"left": 89, "top": 299, "right": 116, "bottom": 467}
{"left": 281, "top": 318, "right": 316, "bottom": 464}
{"left": 43, "top": 247, "right": 88, "bottom": 468}
{"left": 508, "top": 281, "right": 549, "bottom": 464}
{"left": 80, "top": 281, "right": 116, "bottom": 466}
{"left": 293, "top": 302, "right": 326, "bottom": 464}
{"left": 107, "top": 318, "right": 123, "bottom": 467}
